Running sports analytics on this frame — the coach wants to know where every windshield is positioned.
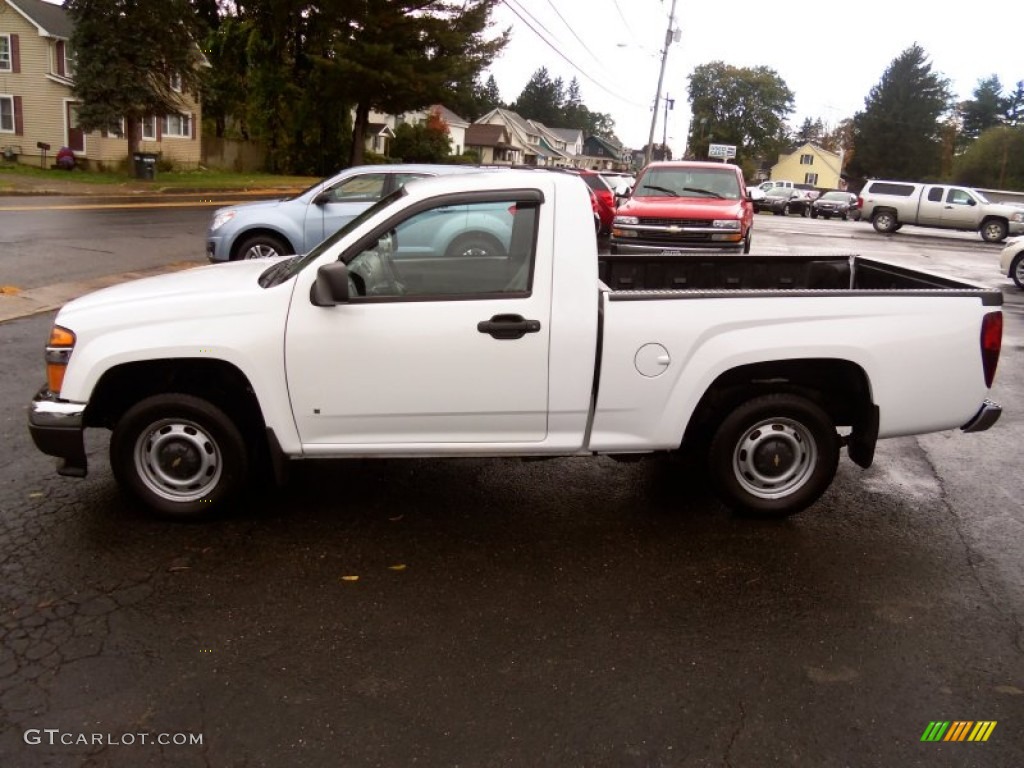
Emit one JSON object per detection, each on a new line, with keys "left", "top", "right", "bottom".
{"left": 820, "top": 191, "right": 849, "bottom": 201}
{"left": 973, "top": 190, "right": 990, "bottom": 203}
{"left": 636, "top": 168, "right": 741, "bottom": 199}
{"left": 766, "top": 188, "right": 792, "bottom": 198}
{"left": 259, "top": 187, "right": 406, "bottom": 287}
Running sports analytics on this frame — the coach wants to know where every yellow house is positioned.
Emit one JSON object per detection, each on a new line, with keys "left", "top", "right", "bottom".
{"left": 770, "top": 142, "right": 844, "bottom": 189}
{"left": 0, "top": 0, "right": 201, "bottom": 170}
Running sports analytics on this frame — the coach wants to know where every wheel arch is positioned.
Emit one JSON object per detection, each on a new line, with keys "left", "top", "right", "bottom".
{"left": 681, "top": 358, "right": 877, "bottom": 466}
{"left": 84, "top": 359, "right": 268, "bottom": 442}
{"left": 230, "top": 227, "right": 297, "bottom": 261}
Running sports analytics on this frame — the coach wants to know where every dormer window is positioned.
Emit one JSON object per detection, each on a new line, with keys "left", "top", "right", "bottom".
{"left": 170, "top": 72, "right": 182, "bottom": 93}
{"left": 55, "top": 40, "right": 75, "bottom": 78}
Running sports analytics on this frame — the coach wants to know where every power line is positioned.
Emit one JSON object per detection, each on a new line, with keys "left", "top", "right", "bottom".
{"left": 500, "top": 0, "right": 648, "bottom": 109}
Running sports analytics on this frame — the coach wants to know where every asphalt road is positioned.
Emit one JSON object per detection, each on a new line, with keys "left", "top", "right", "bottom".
{"left": 0, "top": 202, "right": 1022, "bottom": 767}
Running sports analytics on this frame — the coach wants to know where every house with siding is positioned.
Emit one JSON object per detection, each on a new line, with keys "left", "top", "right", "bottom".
{"left": 0, "top": 0, "right": 201, "bottom": 169}
{"left": 582, "top": 134, "right": 628, "bottom": 170}
{"left": 475, "top": 108, "right": 572, "bottom": 166}
{"left": 464, "top": 123, "right": 519, "bottom": 165}
{"left": 365, "top": 104, "right": 469, "bottom": 158}
{"left": 770, "top": 142, "right": 844, "bottom": 189}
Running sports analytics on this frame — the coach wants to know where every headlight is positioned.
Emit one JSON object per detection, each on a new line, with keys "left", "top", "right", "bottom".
{"left": 1012, "top": 212, "right": 1024, "bottom": 224}
{"left": 711, "top": 220, "right": 740, "bottom": 229}
{"left": 210, "top": 210, "right": 236, "bottom": 231}
{"left": 614, "top": 215, "right": 639, "bottom": 225}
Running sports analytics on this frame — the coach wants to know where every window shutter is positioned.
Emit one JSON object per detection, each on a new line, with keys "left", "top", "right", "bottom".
{"left": 156, "top": 117, "right": 163, "bottom": 141}
{"left": 13, "top": 96, "right": 23, "bottom": 135}
{"left": 56, "top": 41, "right": 65, "bottom": 76}
{"left": 191, "top": 112, "right": 196, "bottom": 140}
{"left": 11, "top": 34, "right": 20, "bottom": 74}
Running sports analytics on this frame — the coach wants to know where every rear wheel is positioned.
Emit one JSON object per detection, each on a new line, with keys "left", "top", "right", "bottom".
{"left": 872, "top": 211, "right": 898, "bottom": 233}
{"left": 708, "top": 393, "right": 839, "bottom": 518}
{"left": 743, "top": 232, "right": 751, "bottom": 254}
{"left": 110, "top": 394, "right": 249, "bottom": 519}
{"left": 445, "top": 232, "right": 506, "bottom": 259}
{"left": 980, "top": 219, "right": 1008, "bottom": 243}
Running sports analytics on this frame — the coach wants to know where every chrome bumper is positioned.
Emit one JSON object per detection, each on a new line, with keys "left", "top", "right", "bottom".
{"left": 28, "top": 388, "right": 88, "bottom": 477}
{"left": 960, "top": 399, "right": 1002, "bottom": 433}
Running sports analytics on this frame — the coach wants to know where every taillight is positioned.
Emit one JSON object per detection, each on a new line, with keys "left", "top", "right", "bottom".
{"left": 45, "top": 325, "right": 76, "bottom": 394}
{"left": 980, "top": 311, "right": 1002, "bottom": 388}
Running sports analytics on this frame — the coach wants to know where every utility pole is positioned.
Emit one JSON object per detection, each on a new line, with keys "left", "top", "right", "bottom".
{"left": 644, "top": 0, "right": 679, "bottom": 167}
{"left": 662, "top": 95, "right": 674, "bottom": 160}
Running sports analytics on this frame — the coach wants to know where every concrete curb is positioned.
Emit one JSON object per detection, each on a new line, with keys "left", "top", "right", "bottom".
{"left": 0, "top": 261, "right": 204, "bottom": 324}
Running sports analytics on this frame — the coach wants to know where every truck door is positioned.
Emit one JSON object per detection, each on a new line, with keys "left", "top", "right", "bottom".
{"left": 285, "top": 191, "right": 551, "bottom": 446}
{"left": 917, "top": 186, "right": 947, "bottom": 225}
{"left": 940, "top": 187, "right": 980, "bottom": 229}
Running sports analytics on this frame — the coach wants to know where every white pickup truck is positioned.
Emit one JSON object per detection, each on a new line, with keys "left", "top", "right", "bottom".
{"left": 29, "top": 171, "right": 1004, "bottom": 520}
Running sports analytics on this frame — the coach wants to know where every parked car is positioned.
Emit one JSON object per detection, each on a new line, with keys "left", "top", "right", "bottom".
{"left": 611, "top": 161, "right": 754, "bottom": 253}
{"left": 999, "top": 237, "right": 1024, "bottom": 288}
{"left": 573, "top": 170, "right": 617, "bottom": 236}
{"left": 757, "top": 187, "right": 808, "bottom": 216}
{"left": 811, "top": 191, "right": 860, "bottom": 221}
{"left": 206, "top": 164, "right": 486, "bottom": 262}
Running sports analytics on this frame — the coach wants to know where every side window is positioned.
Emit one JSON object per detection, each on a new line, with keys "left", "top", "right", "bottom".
{"left": 927, "top": 187, "right": 943, "bottom": 202}
{"left": 390, "top": 172, "right": 429, "bottom": 192}
{"left": 947, "top": 189, "right": 972, "bottom": 205}
{"left": 328, "top": 174, "right": 386, "bottom": 203}
{"left": 346, "top": 199, "right": 538, "bottom": 300}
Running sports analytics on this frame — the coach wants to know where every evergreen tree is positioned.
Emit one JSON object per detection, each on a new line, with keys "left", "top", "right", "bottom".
{"left": 1004, "top": 80, "right": 1024, "bottom": 127}
{"left": 953, "top": 125, "right": 1024, "bottom": 189}
{"left": 66, "top": 0, "right": 206, "bottom": 156}
{"left": 960, "top": 75, "right": 1008, "bottom": 147}
{"left": 511, "top": 67, "right": 565, "bottom": 125}
{"left": 848, "top": 44, "right": 953, "bottom": 180}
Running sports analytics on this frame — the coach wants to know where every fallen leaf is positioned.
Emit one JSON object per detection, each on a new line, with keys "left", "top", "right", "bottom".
{"left": 388, "top": 564, "right": 407, "bottom": 571}
{"left": 28, "top": 492, "right": 44, "bottom": 499}
{"left": 388, "top": 515, "right": 404, "bottom": 522}
{"left": 341, "top": 575, "right": 359, "bottom": 582}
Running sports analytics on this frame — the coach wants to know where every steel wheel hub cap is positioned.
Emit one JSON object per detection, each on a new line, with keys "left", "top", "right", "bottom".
{"left": 135, "top": 419, "right": 222, "bottom": 502}
{"left": 733, "top": 417, "right": 817, "bottom": 499}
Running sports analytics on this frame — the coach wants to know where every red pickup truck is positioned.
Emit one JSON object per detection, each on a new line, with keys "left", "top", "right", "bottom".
{"left": 610, "top": 161, "right": 755, "bottom": 254}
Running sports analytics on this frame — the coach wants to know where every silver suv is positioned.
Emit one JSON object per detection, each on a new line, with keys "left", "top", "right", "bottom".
{"left": 206, "top": 164, "right": 485, "bottom": 262}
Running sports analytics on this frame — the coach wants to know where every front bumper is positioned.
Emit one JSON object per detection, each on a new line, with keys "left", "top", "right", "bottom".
{"left": 28, "top": 387, "right": 88, "bottom": 477}
{"left": 960, "top": 399, "right": 1002, "bottom": 433}
{"left": 206, "top": 233, "right": 230, "bottom": 263}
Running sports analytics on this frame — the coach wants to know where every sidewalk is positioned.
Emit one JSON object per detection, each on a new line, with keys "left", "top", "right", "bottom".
{"left": 0, "top": 169, "right": 309, "bottom": 198}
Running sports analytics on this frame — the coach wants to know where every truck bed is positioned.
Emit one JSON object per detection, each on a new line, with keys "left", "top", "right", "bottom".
{"left": 597, "top": 252, "right": 999, "bottom": 299}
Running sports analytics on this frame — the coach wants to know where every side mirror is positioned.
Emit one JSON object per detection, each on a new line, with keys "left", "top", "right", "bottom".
{"left": 310, "top": 261, "right": 350, "bottom": 306}
{"left": 312, "top": 191, "right": 332, "bottom": 206}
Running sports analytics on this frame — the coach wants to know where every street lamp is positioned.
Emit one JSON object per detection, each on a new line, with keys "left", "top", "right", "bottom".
{"left": 644, "top": 0, "right": 680, "bottom": 166}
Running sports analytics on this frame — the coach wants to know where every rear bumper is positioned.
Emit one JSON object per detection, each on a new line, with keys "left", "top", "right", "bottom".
{"left": 960, "top": 399, "right": 1002, "bottom": 433}
{"left": 28, "top": 388, "right": 88, "bottom": 477}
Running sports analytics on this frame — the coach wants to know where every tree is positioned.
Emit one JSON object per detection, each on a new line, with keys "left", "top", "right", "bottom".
{"left": 321, "top": 0, "right": 508, "bottom": 167}
{"left": 953, "top": 125, "right": 1024, "bottom": 189}
{"left": 390, "top": 109, "right": 453, "bottom": 162}
{"left": 847, "top": 44, "right": 953, "bottom": 181}
{"left": 959, "top": 75, "right": 1009, "bottom": 149}
{"left": 1005, "top": 80, "right": 1024, "bottom": 127}
{"left": 511, "top": 67, "right": 564, "bottom": 125}
{"left": 794, "top": 117, "right": 824, "bottom": 145}
{"left": 686, "top": 62, "right": 794, "bottom": 165}
{"left": 67, "top": 0, "right": 207, "bottom": 157}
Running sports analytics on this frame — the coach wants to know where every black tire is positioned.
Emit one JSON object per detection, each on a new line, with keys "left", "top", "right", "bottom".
{"left": 841, "top": 212, "right": 848, "bottom": 221}
{"left": 1010, "top": 253, "right": 1024, "bottom": 289}
{"left": 872, "top": 211, "right": 898, "bottom": 233}
{"left": 110, "top": 394, "right": 249, "bottom": 519}
{"left": 743, "top": 232, "right": 751, "bottom": 254}
{"left": 708, "top": 393, "right": 839, "bottom": 518}
{"left": 233, "top": 233, "right": 292, "bottom": 261}
{"left": 774, "top": 208, "right": 784, "bottom": 216}
{"left": 444, "top": 232, "right": 506, "bottom": 259}
{"left": 810, "top": 211, "right": 818, "bottom": 219}
{"left": 980, "top": 219, "right": 1008, "bottom": 243}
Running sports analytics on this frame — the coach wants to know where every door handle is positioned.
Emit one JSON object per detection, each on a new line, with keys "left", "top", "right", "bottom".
{"left": 477, "top": 313, "right": 541, "bottom": 340}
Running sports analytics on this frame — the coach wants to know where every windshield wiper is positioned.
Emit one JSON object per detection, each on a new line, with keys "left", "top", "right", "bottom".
{"left": 641, "top": 184, "right": 679, "bottom": 197}
{"left": 680, "top": 187, "right": 723, "bottom": 199}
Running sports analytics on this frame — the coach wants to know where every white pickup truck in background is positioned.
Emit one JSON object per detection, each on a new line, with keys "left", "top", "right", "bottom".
{"left": 29, "top": 171, "right": 1004, "bottom": 520}
{"left": 860, "top": 179, "right": 1024, "bottom": 242}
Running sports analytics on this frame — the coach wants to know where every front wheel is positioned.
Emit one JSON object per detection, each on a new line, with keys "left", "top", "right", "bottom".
{"left": 110, "top": 394, "right": 249, "bottom": 519}
{"left": 234, "top": 233, "right": 292, "bottom": 261}
{"left": 708, "top": 393, "right": 839, "bottom": 518}
{"left": 980, "top": 219, "right": 1008, "bottom": 243}
{"left": 1011, "top": 253, "right": 1024, "bottom": 289}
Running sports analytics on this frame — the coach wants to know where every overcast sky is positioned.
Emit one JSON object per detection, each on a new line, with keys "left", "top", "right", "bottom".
{"left": 484, "top": 0, "right": 1024, "bottom": 156}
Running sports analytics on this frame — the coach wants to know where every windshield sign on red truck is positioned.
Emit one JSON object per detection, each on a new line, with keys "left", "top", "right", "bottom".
{"left": 28, "top": 171, "right": 1004, "bottom": 521}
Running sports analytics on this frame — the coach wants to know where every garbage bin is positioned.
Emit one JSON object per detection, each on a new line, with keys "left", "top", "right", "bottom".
{"left": 132, "top": 152, "right": 158, "bottom": 180}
